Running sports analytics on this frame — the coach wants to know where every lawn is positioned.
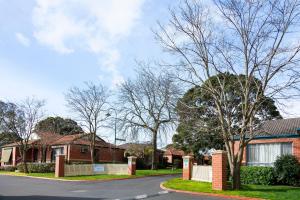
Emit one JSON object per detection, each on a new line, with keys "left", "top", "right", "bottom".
{"left": 0, "top": 168, "right": 182, "bottom": 181}
{"left": 163, "top": 178, "right": 300, "bottom": 200}
{"left": 136, "top": 168, "right": 182, "bottom": 176}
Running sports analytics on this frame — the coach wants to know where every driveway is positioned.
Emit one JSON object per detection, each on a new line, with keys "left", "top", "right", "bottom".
{"left": 0, "top": 175, "right": 225, "bottom": 200}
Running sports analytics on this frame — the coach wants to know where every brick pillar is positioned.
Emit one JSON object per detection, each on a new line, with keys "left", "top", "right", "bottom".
{"left": 182, "top": 156, "right": 193, "bottom": 180}
{"left": 128, "top": 156, "right": 137, "bottom": 175}
{"left": 12, "top": 147, "right": 17, "bottom": 167}
{"left": 55, "top": 155, "right": 65, "bottom": 177}
{"left": 212, "top": 150, "right": 227, "bottom": 190}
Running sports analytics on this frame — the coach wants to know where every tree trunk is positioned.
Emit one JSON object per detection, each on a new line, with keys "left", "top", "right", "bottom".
{"left": 151, "top": 131, "right": 158, "bottom": 170}
{"left": 41, "top": 146, "right": 47, "bottom": 163}
{"left": 231, "top": 164, "right": 241, "bottom": 190}
{"left": 43, "top": 148, "right": 47, "bottom": 163}
{"left": 22, "top": 149, "right": 29, "bottom": 173}
{"left": 90, "top": 132, "right": 96, "bottom": 164}
{"left": 90, "top": 144, "right": 95, "bottom": 164}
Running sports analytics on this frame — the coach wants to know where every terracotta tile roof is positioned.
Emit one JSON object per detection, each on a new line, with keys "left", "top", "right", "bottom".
{"left": 2, "top": 139, "right": 40, "bottom": 147}
{"left": 118, "top": 142, "right": 164, "bottom": 152}
{"left": 50, "top": 133, "right": 109, "bottom": 147}
{"left": 37, "top": 131, "right": 62, "bottom": 144}
{"left": 2, "top": 132, "right": 112, "bottom": 148}
{"left": 164, "top": 147, "right": 185, "bottom": 156}
{"left": 118, "top": 142, "right": 152, "bottom": 150}
{"left": 254, "top": 117, "right": 300, "bottom": 137}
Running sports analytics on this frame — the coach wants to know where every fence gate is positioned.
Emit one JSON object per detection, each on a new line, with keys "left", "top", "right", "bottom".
{"left": 191, "top": 165, "right": 212, "bottom": 182}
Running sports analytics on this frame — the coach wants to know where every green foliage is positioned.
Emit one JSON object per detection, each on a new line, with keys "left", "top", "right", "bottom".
{"left": 17, "top": 163, "right": 55, "bottom": 173}
{"left": 240, "top": 166, "right": 276, "bottom": 185}
{"left": 0, "top": 166, "right": 17, "bottom": 172}
{"left": 173, "top": 73, "right": 282, "bottom": 157}
{"left": 35, "top": 116, "right": 83, "bottom": 135}
{"left": 157, "top": 157, "right": 168, "bottom": 169}
{"left": 0, "top": 100, "right": 23, "bottom": 146}
{"left": 274, "top": 155, "right": 300, "bottom": 186}
{"left": 0, "top": 132, "right": 20, "bottom": 147}
{"left": 173, "top": 158, "right": 182, "bottom": 169}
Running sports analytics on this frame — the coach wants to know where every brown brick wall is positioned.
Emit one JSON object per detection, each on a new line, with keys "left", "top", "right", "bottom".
{"left": 2, "top": 144, "right": 125, "bottom": 166}
{"left": 68, "top": 145, "right": 125, "bottom": 163}
{"left": 69, "top": 145, "right": 91, "bottom": 162}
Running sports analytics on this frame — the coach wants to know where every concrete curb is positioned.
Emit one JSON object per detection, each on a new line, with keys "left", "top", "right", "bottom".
{"left": 0, "top": 173, "right": 180, "bottom": 182}
{"left": 160, "top": 182, "right": 262, "bottom": 200}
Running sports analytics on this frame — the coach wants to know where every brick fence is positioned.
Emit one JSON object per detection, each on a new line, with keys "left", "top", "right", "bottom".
{"left": 55, "top": 155, "right": 137, "bottom": 177}
{"left": 183, "top": 150, "right": 227, "bottom": 190}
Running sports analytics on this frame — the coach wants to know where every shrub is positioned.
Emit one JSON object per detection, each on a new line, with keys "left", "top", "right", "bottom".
{"left": 17, "top": 163, "right": 55, "bottom": 173}
{"left": 157, "top": 157, "right": 168, "bottom": 169}
{"left": 136, "top": 158, "right": 148, "bottom": 169}
{"left": 0, "top": 166, "right": 17, "bottom": 172}
{"left": 274, "top": 154, "right": 300, "bottom": 186}
{"left": 240, "top": 166, "right": 276, "bottom": 185}
{"left": 173, "top": 159, "right": 182, "bottom": 169}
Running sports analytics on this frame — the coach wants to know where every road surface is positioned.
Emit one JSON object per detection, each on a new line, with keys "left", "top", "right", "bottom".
{"left": 0, "top": 175, "right": 225, "bottom": 200}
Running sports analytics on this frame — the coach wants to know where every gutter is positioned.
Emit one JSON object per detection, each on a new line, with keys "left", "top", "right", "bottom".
{"left": 234, "top": 133, "right": 300, "bottom": 141}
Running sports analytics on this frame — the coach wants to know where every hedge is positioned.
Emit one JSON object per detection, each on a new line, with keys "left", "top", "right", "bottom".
{"left": 274, "top": 154, "right": 300, "bottom": 186}
{"left": 0, "top": 166, "right": 17, "bottom": 172}
{"left": 240, "top": 166, "right": 276, "bottom": 185}
{"left": 17, "top": 163, "right": 55, "bottom": 173}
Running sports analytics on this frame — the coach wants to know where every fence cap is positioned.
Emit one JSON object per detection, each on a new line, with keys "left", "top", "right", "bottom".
{"left": 127, "top": 156, "right": 137, "bottom": 159}
{"left": 212, "top": 150, "right": 227, "bottom": 155}
{"left": 183, "top": 155, "right": 193, "bottom": 159}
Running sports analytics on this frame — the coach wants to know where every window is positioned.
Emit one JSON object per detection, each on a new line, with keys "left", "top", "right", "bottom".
{"left": 247, "top": 142, "right": 292, "bottom": 166}
{"left": 80, "top": 146, "right": 88, "bottom": 154}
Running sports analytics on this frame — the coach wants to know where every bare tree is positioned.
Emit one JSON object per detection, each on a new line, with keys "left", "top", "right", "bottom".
{"left": 118, "top": 64, "right": 180, "bottom": 169}
{"left": 1, "top": 97, "right": 45, "bottom": 173}
{"left": 156, "top": 0, "right": 300, "bottom": 189}
{"left": 65, "top": 82, "right": 110, "bottom": 163}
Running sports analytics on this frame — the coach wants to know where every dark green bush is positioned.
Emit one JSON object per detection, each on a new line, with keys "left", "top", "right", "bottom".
{"left": 240, "top": 166, "right": 276, "bottom": 185}
{"left": 17, "top": 163, "right": 55, "bottom": 173}
{"left": 157, "top": 157, "right": 168, "bottom": 169}
{"left": 0, "top": 166, "right": 17, "bottom": 172}
{"left": 274, "top": 154, "right": 300, "bottom": 186}
{"left": 173, "top": 159, "right": 182, "bottom": 169}
{"left": 136, "top": 158, "right": 148, "bottom": 169}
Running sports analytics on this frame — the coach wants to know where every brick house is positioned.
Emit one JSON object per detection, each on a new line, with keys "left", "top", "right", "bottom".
{"left": 119, "top": 142, "right": 164, "bottom": 168}
{"left": 234, "top": 118, "right": 300, "bottom": 166}
{"left": 163, "top": 146, "right": 185, "bottom": 166}
{"left": 1, "top": 132, "right": 125, "bottom": 166}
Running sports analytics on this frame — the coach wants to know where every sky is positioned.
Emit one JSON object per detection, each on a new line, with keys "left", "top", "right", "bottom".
{"left": 0, "top": 0, "right": 175, "bottom": 116}
{"left": 0, "top": 0, "right": 300, "bottom": 146}
{"left": 0, "top": 0, "right": 177, "bottom": 146}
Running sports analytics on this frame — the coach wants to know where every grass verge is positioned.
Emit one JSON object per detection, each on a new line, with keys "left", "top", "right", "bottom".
{"left": 0, "top": 168, "right": 181, "bottom": 181}
{"left": 163, "top": 178, "right": 300, "bottom": 200}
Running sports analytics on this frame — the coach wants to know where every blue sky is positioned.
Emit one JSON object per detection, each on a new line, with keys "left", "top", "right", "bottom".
{"left": 1, "top": 0, "right": 300, "bottom": 145}
{"left": 0, "top": 0, "right": 176, "bottom": 118}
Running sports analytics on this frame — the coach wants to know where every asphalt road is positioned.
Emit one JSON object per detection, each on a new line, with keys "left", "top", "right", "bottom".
{"left": 0, "top": 175, "right": 225, "bottom": 200}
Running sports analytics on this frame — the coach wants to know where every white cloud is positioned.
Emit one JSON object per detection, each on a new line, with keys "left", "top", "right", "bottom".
{"left": 32, "top": 0, "right": 145, "bottom": 85}
{"left": 15, "top": 32, "right": 31, "bottom": 47}
{"left": 279, "top": 99, "right": 300, "bottom": 118}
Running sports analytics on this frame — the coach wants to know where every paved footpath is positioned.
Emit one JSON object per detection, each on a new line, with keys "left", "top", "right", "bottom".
{"left": 0, "top": 175, "right": 226, "bottom": 200}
